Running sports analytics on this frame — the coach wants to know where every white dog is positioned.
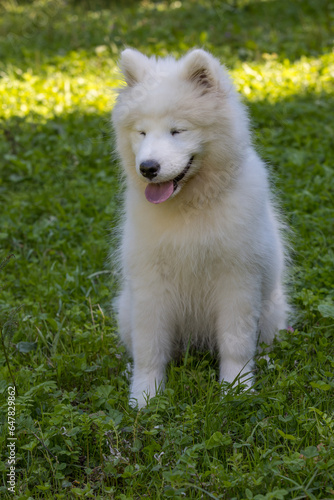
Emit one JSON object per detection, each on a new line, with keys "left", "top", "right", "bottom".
{"left": 112, "top": 48, "right": 288, "bottom": 408}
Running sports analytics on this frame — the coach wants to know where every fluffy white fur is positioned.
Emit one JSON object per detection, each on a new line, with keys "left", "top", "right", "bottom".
{"left": 112, "top": 48, "right": 288, "bottom": 408}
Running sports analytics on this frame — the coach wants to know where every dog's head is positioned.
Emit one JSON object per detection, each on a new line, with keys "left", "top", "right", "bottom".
{"left": 112, "top": 49, "right": 249, "bottom": 205}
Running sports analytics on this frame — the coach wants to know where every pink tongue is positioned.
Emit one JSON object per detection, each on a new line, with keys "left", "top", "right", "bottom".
{"left": 145, "top": 181, "right": 174, "bottom": 204}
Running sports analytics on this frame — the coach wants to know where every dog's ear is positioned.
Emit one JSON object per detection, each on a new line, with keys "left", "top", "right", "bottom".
{"left": 181, "top": 49, "right": 219, "bottom": 91}
{"left": 120, "top": 48, "right": 150, "bottom": 87}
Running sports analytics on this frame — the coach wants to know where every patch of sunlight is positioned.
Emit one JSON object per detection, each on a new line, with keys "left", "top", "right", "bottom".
{"left": 1, "top": 51, "right": 333, "bottom": 120}
{"left": 0, "top": 56, "right": 122, "bottom": 119}
{"left": 139, "top": 0, "right": 173, "bottom": 12}
{"left": 232, "top": 52, "right": 334, "bottom": 102}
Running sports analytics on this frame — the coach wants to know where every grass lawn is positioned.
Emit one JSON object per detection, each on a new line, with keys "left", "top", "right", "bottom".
{"left": 1, "top": 0, "right": 334, "bottom": 498}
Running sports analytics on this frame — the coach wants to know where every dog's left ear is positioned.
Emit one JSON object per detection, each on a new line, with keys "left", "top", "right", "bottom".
{"left": 181, "top": 49, "right": 219, "bottom": 91}
{"left": 120, "top": 48, "right": 151, "bottom": 86}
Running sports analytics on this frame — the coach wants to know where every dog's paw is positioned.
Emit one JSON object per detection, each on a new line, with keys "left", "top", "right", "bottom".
{"left": 129, "top": 390, "right": 150, "bottom": 409}
{"left": 129, "top": 370, "right": 164, "bottom": 409}
{"left": 220, "top": 371, "right": 254, "bottom": 396}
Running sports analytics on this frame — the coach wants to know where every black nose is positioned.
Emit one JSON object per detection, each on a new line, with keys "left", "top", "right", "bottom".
{"left": 139, "top": 160, "right": 160, "bottom": 180}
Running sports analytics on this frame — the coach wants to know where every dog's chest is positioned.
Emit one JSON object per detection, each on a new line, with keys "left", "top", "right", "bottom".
{"left": 155, "top": 237, "right": 223, "bottom": 280}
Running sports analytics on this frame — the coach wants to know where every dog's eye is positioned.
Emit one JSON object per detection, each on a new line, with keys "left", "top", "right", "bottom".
{"left": 171, "top": 129, "right": 186, "bottom": 136}
{"left": 139, "top": 131, "right": 146, "bottom": 137}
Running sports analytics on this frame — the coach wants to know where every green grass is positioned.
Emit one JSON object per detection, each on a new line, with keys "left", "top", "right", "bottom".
{"left": 0, "top": 0, "right": 334, "bottom": 498}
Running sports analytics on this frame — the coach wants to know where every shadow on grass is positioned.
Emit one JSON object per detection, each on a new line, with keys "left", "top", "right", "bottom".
{"left": 0, "top": 110, "right": 120, "bottom": 326}
{"left": 0, "top": 0, "right": 333, "bottom": 72}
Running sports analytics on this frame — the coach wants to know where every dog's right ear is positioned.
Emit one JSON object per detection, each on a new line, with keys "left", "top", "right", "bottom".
{"left": 120, "top": 49, "right": 150, "bottom": 87}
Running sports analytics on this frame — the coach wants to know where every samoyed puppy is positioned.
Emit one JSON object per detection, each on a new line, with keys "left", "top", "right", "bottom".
{"left": 112, "top": 48, "right": 288, "bottom": 408}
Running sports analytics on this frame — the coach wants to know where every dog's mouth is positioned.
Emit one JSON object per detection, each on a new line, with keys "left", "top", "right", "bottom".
{"left": 145, "top": 156, "right": 194, "bottom": 204}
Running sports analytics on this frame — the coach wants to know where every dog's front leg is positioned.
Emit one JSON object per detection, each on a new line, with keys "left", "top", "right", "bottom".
{"left": 129, "top": 295, "right": 172, "bottom": 408}
{"left": 216, "top": 272, "right": 261, "bottom": 389}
